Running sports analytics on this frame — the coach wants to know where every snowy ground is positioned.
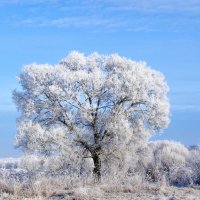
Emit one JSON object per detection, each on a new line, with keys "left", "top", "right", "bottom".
{"left": 47, "top": 184, "right": 200, "bottom": 200}
{"left": 1, "top": 184, "right": 200, "bottom": 200}
{"left": 1, "top": 157, "right": 200, "bottom": 200}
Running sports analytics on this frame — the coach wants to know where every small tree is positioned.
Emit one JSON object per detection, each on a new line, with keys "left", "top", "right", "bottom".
{"left": 187, "top": 147, "right": 200, "bottom": 184}
{"left": 146, "top": 140, "right": 189, "bottom": 183}
{"left": 13, "top": 51, "right": 170, "bottom": 180}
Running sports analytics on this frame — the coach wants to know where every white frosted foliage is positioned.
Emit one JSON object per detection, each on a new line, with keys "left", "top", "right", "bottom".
{"left": 13, "top": 51, "right": 170, "bottom": 178}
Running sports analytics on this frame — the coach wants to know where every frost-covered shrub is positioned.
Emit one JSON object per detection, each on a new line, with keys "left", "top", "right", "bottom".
{"left": 39, "top": 154, "right": 93, "bottom": 178}
{"left": 145, "top": 141, "right": 189, "bottom": 184}
{"left": 128, "top": 144, "right": 153, "bottom": 181}
{"left": 0, "top": 158, "right": 19, "bottom": 169}
{"left": 19, "top": 155, "right": 44, "bottom": 172}
{"left": 151, "top": 140, "right": 189, "bottom": 168}
{"left": 169, "top": 166, "right": 193, "bottom": 187}
{"left": 43, "top": 155, "right": 69, "bottom": 175}
{"left": 187, "top": 147, "right": 200, "bottom": 185}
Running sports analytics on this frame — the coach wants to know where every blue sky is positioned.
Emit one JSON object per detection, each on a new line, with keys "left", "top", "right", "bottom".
{"left": 0, "top": 0, "right": 200, "bottom": 157}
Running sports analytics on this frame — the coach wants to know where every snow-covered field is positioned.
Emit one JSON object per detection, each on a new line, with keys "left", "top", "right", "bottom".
{"left": 1, "top": 156, "right": 200, "bottom": 200}
{"left": 1, "top": 182, "right": 200, "bottom": 200}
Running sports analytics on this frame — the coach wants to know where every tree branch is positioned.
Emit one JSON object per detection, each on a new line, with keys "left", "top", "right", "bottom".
{"left": 74, "top": 139, "right": 92, "bottom": 153}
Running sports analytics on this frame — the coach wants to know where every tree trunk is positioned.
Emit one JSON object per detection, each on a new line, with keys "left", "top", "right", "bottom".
{"left": 92, "top": 153, "right": 101, "bottom": 181}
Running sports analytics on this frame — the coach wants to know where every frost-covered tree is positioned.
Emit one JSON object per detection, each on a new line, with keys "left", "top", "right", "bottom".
{"left": 150, "top": 141, "right": 189, "bottom": 170}
{"left": 13, "top": 51, "right": 170, "bottom": 180}
{"left": 146, "top": 141, "right": 189, "bottom": 183}
{"left": 187, "top": 147, "right": 200, "bottom": 184}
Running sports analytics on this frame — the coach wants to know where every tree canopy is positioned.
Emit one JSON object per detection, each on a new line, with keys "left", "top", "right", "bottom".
{"left": 13, "top": 51, "right": 170, "bottom": 180}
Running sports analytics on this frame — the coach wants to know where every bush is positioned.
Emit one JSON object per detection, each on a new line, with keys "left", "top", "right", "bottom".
{"left": 145, "top": 141, "right": 189, "bottom": 184}
{"left": 169, "top": 166, "right": 193, "bottom": 187}
{"left": 187, "top": 148, "right": 200, "bottom": 185}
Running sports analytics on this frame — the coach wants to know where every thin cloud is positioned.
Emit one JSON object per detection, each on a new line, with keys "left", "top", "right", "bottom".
{"left": 171, "top": 105, "right": 200, "bottom": 112}
{"left": 16, "top": 16, "right": 127, "bottom": 31}
{"left": 0, "top": 0, "right": 58, "bottom": 5}
{"left": 1, "top": 0, "right": 200, "bottom": 13}
{"left": 105, "top": 0, "right": 200, "bottom": 14}
{"left": 2, "top": 0, "right": 200, "bottom": 32}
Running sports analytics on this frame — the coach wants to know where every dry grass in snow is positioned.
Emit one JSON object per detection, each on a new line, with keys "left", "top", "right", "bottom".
{"left": 1, "top": 181, "right": 200, "bottom": 200}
